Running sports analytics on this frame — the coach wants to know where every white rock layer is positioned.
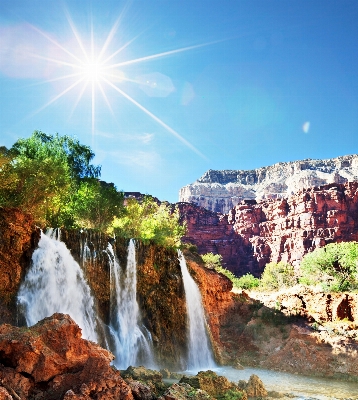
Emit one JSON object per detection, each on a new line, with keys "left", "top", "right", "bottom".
{"left": 179, "top": 155, "right": 358, "bottom": 214}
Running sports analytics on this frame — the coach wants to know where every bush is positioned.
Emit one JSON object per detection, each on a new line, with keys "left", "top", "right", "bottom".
{"left": 111, "top": 197, "right": 186, "bottom": 248}
{"left": 259, "top": 261, "right": 297, "bottom": 291}
{"left": 299, "top": 242, "right": 358, "bottom": 291}
{"left": 235, "top": 273, "right": 260, "bottom": 290}
{"left": 201, "top": 253, "right": 223, "bottom": 269}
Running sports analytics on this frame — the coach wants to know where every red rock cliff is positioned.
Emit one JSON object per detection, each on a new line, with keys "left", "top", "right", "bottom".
{"left": 179, "top": 182, "right": 358, "bottom": 275}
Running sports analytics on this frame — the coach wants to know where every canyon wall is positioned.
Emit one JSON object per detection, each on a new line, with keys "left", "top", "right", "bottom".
{"left": 179, "top": 154, "right": 358, "bottom": 214}
{"left": 179, "top": 181, "right": 358, "bottom": 276}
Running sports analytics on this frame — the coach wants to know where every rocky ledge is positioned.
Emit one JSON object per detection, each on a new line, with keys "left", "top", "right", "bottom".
{"left": 179, "top": 154, "right": 358, "bottom": 214}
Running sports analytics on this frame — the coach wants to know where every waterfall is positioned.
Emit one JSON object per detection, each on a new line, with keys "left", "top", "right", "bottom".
{"left": 107, "top": 239, "right": 155, "bottom": 369}
{"left": 17, "top": 230, "right": 98, "bottom": 341}
{"left": 178, "top": 250, "right": 215, "bottom": 370}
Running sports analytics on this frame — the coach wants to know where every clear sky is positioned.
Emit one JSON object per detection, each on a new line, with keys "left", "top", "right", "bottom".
{"left": 1, "top": 1, "right": 358, "bottom": 203}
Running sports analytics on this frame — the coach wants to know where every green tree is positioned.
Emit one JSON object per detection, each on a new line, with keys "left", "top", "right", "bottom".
{"left": 70, "top": 179, "right": 124, "bottom": 230}
{"left": 259, "top": 261, "right": 297, "bottom": 291}
{"left": 0, "top": 131, "right": 125, "bottom": 230}
{"left": 236, "top": 273, "right": 260, "bottom": 290}
{"left": 299, "top": 242, "right": 358, "bottom": 291}
{"left": 111, "top": 197, "right": 186, "bottom": 248}
{"left": 202, "top": 253, "right": 223, "bottom": 269}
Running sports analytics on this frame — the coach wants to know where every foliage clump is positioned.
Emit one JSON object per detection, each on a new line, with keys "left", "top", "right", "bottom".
{"left": 111, "top": 196, "right": 186, "bottom": 248}
{"left": 0, "top": 131, "right": 123, "bottom": 230}
{"left": 299, "top": 242, "right": 358, "bottom": 291}
{"left": 259, "top": 261, "right": 297, "bottom": 291}
{"left": 202, "top": 253, "right": 259, "bottom": 289}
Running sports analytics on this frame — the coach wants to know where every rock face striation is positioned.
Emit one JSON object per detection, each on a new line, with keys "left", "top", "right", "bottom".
{"left": 179, "top": 154, "right": 358, "bottom": 214}
{"left": 179, "top": 181, "right": 358, "bottom": 275}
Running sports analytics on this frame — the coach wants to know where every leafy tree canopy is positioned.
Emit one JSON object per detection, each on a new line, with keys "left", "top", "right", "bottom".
{"left": 299, "top": 242, "right": 358, "bottom": 291}
{"left": 259, "top": 261, "right": 297, "bottom": 291}
{"left": 111, "top": 196, "right": 186, "bottom": 248}
{"left": 0, "top": 131, "right": 123, "bottom": 230}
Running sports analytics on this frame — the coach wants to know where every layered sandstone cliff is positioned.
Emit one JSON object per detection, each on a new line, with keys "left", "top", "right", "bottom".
{"left": 179, "top": 181, "right": 358, "bottom": 276}
{"left": 179, "top": 154, "right": 358, "bottom": 214}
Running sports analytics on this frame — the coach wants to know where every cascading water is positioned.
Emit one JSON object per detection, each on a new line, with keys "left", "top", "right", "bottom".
{"left": 178, "top": 250, "right": 216, "bottom": 370}
{"left": 107, "top": 239, "right": 155, "bottom": 369}
{"left": 17, "top": 230, "right": 98, "bottom": 342}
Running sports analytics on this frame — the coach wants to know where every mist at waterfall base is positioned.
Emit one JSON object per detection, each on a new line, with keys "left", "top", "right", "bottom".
{"left": 178, "top": 250, "right": 215, "bottom": 371}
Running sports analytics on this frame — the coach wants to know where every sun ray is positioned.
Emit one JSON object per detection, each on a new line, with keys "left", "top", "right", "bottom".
{"left": 105, "top": 40, "right": 222, "bottom": 69}
{"left": 68, "top": 80, "right": 89, "bottom": 121}
{"left": 28, "top": 24, "right": 85, "bottom": 65}
{"left": 28, "top": 53, "right": 82, "bottom": 70}
{"left": 30, "top": 78, "right": 85, "bottom": 118}
{"left": 26, "top": 72, "right": 83, "bottom": 87}
{"left": 97, "top": 81, "right": 117, "bottom": 120}
{"left": 97, "top": 1, "right": 133, "bottom": 62}
{"left": 103, "top": 77, "right": 208, "bottom": 160}
{"left": 65, "top": 9, "right": 90, "bottom": 63}
{"left": 101, "top": 35, "right": 140, "bottom": 65}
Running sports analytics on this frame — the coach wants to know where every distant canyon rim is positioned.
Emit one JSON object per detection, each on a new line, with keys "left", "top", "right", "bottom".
{"left": 178, "top": 155, "right": 358, "bottom": 276}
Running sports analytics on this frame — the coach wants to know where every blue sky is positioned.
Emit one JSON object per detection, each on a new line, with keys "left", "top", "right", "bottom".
{"left": 1, "top": 1, "right": 358, "bottom": 202}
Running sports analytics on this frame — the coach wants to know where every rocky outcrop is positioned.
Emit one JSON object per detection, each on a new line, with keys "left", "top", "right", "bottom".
{"left": 0, "top": 313, "right": 134, "bottom": 399}
{"left": 180, "top": 182, "right": 358, "bottom": 275}
{"left": 160, "top": 383, "right": 213, "bottom": 400}
{"left": 0, "top": 208, "right": 40, "bottom": 324}
{"left": 238, "top": 374, "right": 267, "bottom": 398}
{"left": 179, "top": 154, "right": 358, "bottom": 214}
{"left": 180, "top": 371, "right": 247, "bottom": 400}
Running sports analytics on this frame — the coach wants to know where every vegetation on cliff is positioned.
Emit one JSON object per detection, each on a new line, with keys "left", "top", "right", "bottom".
{"left": 204, "top": 241, "right": 358, "bottom": 292}
{"left": 299, "top": 241, "right": 358, "bottom": 291}
{"left": 111, "top": 196, "right": 186, "bottom": 248}
{"left": 0, "top": 131, "right": 186, "bottom": 247}
{"left": 0, "top": 131, "right": 123, "bottom": 229}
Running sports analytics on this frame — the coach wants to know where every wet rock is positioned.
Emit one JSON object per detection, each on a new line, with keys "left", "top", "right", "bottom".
{"left": 126, "top": 380, "right": 156, "bottom": 400}
{"left": 245, "top": 374, "right": 267, "bottom": 398}
{"left": 122, "top": 366, "right": 166, "bottom": 395}
{"left": 180, "top": 370, "right": 247, "bottom": 400}
{"left": 159, "top": 382, "right": 213, "bottom": 400}
{"left": 122, "top": 366, "right": 163, "bottom": 383}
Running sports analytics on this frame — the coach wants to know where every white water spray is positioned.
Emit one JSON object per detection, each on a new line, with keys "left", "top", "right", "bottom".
{"left": 17, "top": 230, "right": 98, "bottom": 341}
{"left": 178, "top": 250, "right": 215, "bottom": 370}
{"left": 107, "top": 240, "right": 155, "bottom": 369}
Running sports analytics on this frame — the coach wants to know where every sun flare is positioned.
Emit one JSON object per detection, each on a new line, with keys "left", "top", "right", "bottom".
{"left": 82, "top": 61, "right": 104, "bottom": 83}
{"left": 29, "top": 11, "right": 210, "bottom": 159}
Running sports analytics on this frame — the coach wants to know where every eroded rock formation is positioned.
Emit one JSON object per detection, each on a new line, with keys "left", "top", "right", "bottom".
{"left": 0, "top": 313, "right": 134, "bottom": 399}
{"left": 0, "top": 208, "right": 40, "bottom": 324}
{"left": 179, "top": 154, "right": 358, "bottom": 214}
{"left": 180, "top": 181, "right": 358, "bottom": 275}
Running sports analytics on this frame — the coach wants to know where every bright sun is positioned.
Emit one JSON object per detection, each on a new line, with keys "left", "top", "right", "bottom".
{"left": 30, "top": 11, "right": 212, "bottom": 158}
{"left": 82, "top": 61, "right": 103, "bottom": 83}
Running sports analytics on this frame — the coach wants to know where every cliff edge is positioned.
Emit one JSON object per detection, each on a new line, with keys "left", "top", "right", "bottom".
{"left": 179, "top": 154, "right": 358, "bottom": 214}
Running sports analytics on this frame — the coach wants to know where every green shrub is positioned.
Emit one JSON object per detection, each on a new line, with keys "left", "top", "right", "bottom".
{"left": 299, "top": 242, "right": 358, "bottom": 291}
{"left": 219, "top": 389, "right": 244, "bottom": 400}
{"left": 111, "top": 196, "right": 186, "bottom": 248}
{"left": 201, "top": 253, "right": 223, "bottom": 269}
{"left": 259, "top": 261, "right": 297, "bottom": 291}
{"left": 235, "top": 273, "right": 260, "bottom": 290}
